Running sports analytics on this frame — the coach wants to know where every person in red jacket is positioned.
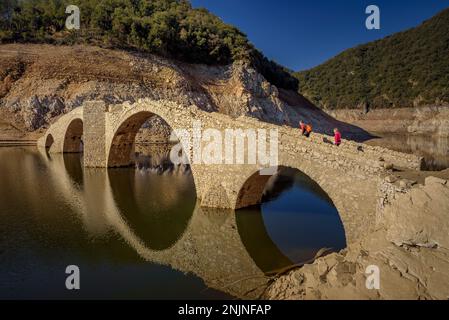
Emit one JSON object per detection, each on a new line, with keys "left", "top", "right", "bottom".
{"left": 299, "top": 121, "right": 306, "bottom": 133}
{"left": 334, "top": 128, "right": 342, "bottom": 146}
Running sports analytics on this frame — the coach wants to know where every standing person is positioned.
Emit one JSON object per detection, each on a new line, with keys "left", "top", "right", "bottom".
{"left": 334, "top": 128, "right": 341, "bottom": 146}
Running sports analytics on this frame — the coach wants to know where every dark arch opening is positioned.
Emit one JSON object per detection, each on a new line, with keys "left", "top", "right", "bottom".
{"left": 108, "top": 112, "right": 183, "bottom": 168}
{"left": 236, "top": 166, "right": 337, "bottom": 209}
{"left": 63, "top": 119, "right": 83, "bottom": 153}
{"left": 108, "top": 112, "right": 153, "bottom": 168}
{"left": 63, "top": 153, "right": 84, "bottom": 188}
{"left": 236, "top": 166, "right": 346, "bottom": 273}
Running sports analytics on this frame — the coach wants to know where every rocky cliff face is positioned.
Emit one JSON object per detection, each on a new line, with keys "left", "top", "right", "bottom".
{"left": 0, "top": 44, "right": 369, "bottom": 140}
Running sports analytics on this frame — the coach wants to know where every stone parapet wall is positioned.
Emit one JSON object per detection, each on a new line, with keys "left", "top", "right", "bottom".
{"left": 223, "top": 113, "right": 423, "bottom": 172}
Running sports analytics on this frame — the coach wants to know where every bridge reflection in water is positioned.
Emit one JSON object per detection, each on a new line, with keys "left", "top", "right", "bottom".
{"left": 0, "top": 146, "right": 345, "bottom": 299}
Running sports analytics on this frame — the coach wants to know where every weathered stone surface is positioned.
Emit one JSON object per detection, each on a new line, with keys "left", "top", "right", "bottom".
{"left": 385, "top": 178, "right": 449, "bottom": 249}
{"left": 385, "top": 175, "right": 397, "bottom": 183}
{"left": 425, "top": 176, "right": 448, "bottom": 186}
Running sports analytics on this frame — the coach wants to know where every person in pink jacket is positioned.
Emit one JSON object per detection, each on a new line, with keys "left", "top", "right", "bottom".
{"left": 334, "top": 128, "right": 342, "bottom": 146}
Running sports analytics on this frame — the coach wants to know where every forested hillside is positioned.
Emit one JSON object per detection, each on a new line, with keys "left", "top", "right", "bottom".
{"left": 295, "top": 8, "right": 449, "bottom": 110}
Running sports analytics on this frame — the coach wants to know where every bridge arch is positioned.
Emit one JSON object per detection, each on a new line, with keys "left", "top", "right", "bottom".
{"left": 236, "top": 166, "right": 341, "bottom": 208}
{"left": 234, "top": 161, "right": 378, "bottom": 244}
{"left": 235, "top": 166, "right": 347, "bottom": 268}
{"left": 105, "top": 102, "right": 199, "bottom": 190}
{"left": 63, "top": 118, "right": 83, "bottom": 153}
{"left": 108, "top": 111, "right": 155, "bottom": 167}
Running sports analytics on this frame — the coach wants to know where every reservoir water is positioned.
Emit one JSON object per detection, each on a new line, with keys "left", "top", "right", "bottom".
{"left": 0, "top": 146, "right": 346, "bottom": 299}
{"left": 366, "top": 134, "right": 449, "bottom": 171}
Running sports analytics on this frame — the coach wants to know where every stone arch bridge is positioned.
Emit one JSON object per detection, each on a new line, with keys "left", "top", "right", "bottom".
{"left": 38, "top": 99, "right": 423, "bottom": 244}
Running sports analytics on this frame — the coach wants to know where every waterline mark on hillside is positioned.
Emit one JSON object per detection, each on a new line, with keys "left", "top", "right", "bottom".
{"left": 169, "top": 120, "right": 278, "bottom": 175}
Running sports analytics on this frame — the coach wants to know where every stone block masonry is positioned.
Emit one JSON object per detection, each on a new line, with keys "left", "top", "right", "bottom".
{"left": 83, "top": 101, "right": 108, "bottom": 167}
{"left": 38, "top": 99, "right": 424, "bottom": 244}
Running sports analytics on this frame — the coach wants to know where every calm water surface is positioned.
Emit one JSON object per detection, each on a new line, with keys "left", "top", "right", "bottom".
{"left": 367, "top": 134, "right": 449, "bottom": 171}
{"left": 0, "top": 147, "right": 346, "bottom": 299}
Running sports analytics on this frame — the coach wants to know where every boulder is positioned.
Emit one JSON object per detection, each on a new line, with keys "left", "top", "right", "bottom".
{"left": 385, "top": 175, "right": 397, "bottom": 183}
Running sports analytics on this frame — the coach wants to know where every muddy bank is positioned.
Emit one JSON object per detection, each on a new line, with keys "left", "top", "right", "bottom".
{"left": 327, "top": 106, "right": 449, "bottom": 138}
{"left": 264, "top": 174, "right": 449, "bottom": 300}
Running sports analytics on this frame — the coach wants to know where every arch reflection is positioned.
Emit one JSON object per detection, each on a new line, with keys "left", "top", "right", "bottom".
{"left": 237, "top": 167, "right": 346, "bottom": 273}
{"left": 108, "top": 166, "right": 196, "bottom": 251}
{"left": 63, "top": 153, "right": 84, "bottom": 188}
{"left": 34, "top": 147, "right": 345, "bottom": 299}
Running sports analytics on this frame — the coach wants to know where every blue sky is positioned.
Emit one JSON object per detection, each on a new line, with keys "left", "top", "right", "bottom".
{"left": 190, "top": 0, "right": 449, "bottom": 71}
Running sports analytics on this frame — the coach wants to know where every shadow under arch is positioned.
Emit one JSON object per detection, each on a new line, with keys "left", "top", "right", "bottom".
{"left": 63, "top": 118, "right": 83, "bottom": 153}
{"left": 107, "top": 167, "right": 196, "bottom": 251}
{"left": 107, "top": 109, "right": 199, "bottom": 196}
{"left": 236, "top": 166, "right": 342, "bottom": 213}
{"left": 235, "top": 166, "right": 347, "bottom": 272}
{"left": 45, "top": 134, "right": 54, "bottom": 149}
{"left": 235, "top": 208, "right": 293, "bottom": 273}
{"left": 42, "top": 133, "right": 55, "bottom": 158}
{"left": 63, "top": 153, "right": 84, "bottom": 188}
